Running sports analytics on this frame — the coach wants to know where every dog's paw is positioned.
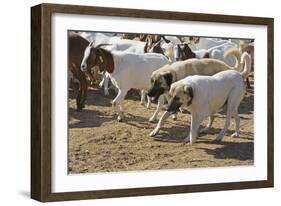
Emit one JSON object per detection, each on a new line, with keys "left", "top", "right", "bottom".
{"left": 149, "top": 117, "right": 156, "bottom": 123}
{"left": 146, "top": 103, "right": 151, "bottom": 109}
{"left": 231, "top": 132, "right": 239, "bottom": 138}
{"left": 215, "top": 130, "right": 226, "bottom": 141}
{"left": 117, "top": 116, "right": 123, "bottom": 122}
{"left": 150, "top": 128, "right": 159, "bottom": 137}
{"left": 172, "top": 114, "right": 177, "bottom": 120}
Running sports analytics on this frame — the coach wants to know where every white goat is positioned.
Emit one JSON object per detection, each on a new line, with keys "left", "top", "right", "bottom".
{"left": 190, "top": 37, "right": 232, "bottom": 50}
{"left": 81, "top": 48, "right": 170, "bottom": 121}
{"left": 196, "top": 42, "right": 239, "bottom": 67}
{"left": 110, "top": 52, "right": 169, "bottom": 121}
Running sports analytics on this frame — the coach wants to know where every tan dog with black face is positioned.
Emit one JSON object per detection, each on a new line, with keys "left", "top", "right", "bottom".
{"left": 150, "top": 52, "right": 251, "bottom": 145}
{"left": 147, "top": 48, "right": 241, "bottom": 123}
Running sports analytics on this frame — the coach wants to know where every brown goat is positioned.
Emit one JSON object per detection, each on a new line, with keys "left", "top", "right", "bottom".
{"left": 68, "top": 32, "right": 90, "bottom": 111}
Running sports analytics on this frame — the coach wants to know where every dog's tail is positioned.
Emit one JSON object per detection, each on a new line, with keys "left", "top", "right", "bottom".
{"left": 223, "top": 47, "right": 241, "bottom": 71}
{"left": 240, "top": 52, "right": 252, "bottom": 80}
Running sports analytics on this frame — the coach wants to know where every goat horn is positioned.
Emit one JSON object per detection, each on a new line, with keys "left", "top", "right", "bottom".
{"left": 96, "top": 43, "right": 113, "bottom": 48}
{"left": 89, "top": 40, "right": 95, "bottom": 47}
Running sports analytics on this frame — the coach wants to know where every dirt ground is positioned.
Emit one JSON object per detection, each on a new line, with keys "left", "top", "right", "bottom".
{"left": 68, "top": 81, "right": 254, "bottom": 174}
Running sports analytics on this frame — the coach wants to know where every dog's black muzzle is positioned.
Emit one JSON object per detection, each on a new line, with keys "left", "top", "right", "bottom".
{"left": 147, "top": 87, "right": 166, "bottom": 102}
{"left": 167, "top": 96, "right": 182, "bottom": 114}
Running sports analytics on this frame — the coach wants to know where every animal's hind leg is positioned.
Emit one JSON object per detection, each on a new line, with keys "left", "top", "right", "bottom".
{"left": 112, "top": 89, "right": 128, "bottom": 121}
{"left": 103, "top": 75, "right": 110, "bottom": 96}
{"left": 216, "top": 90, "right": 242, "bottom": 141}
{"left": 231, "top": 112, "right": 240, "bottom": 138}
{"left": 75, "top": 70, "right": 88, "bottom": 111}
{"left": 216, "top": 114, "right": 231, "bottom": 141}
{"left": 200, "top": 115, "right": 215, "bottom": 133}
{"left": 80, "top": 81, "right": 88, "bottom": 109}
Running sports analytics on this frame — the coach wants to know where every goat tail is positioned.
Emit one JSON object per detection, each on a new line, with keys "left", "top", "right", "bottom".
{"left": 240, "top": 52, "right": 252, "bottom": 80}
{"left": 223, "top": 47, "right": 241, "bottom": 71}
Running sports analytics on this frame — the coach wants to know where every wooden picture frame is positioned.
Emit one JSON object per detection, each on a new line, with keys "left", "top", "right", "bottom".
{"left": 31, "top": 3, "right": 274, "bottom": 202}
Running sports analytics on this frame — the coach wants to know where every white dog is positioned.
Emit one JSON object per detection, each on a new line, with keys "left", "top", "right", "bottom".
{"left": 150, "top": 52, "right": 251, "bottom": 145}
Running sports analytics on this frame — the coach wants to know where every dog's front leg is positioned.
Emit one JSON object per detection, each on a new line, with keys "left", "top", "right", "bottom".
{"left": 185, "top": 114, "right": 201, "bottom": 145}
{"left": 140, "top": 90, "right": 146, "bottom": 106}
{"left": 150, "top": 111, "right": 171, "bottom": 136}
{"left": 149, "top": 95, "right": 164, "bottom": 122}
{"left": 146, "top": 95, "right": 151, "bottom": 109}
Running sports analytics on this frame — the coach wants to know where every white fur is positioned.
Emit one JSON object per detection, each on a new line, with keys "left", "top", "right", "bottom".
{"left": 150, "top": 52, "right": 251, "bottom": 144}
{"left": 108, "top": 51, "right": 170, "bottom": 121}
{"left": 83, "top": 35, "right": 147, "bottom": 95}
{"left": 161, "top": 36, "right": 182, "bottom": 63}
{"left": 195, "top": 42, "right": 238, "bottom": 66}
{"left": 177, "top": 70, "right": 245, "bottom": 144}
{"left": 191, "top": 38, "right": 232, "bottom": 50}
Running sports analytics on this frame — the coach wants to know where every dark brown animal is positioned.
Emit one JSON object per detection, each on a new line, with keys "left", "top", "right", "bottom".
{"left": 144, "top": 35, "right": 170, "bottom": 55}
{"left": 176, "top": 43, "right": 196, "bottom": 61}
{"left": 139, "top": 34, "right": 148, "bottom": 41}
{"left": 68, "top": 32, "right": 90, "bottom": 111}
{"left": 144, "top": 40, "right": 165, "bottom": 55}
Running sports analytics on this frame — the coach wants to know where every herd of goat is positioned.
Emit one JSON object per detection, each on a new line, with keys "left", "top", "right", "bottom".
{"left": 68, "top": 31, "right": 254, "bottom": 145}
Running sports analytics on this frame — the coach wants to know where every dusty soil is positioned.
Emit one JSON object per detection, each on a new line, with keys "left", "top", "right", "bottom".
{"left": 68, "top": 81, "right": 254, "bottom": 174}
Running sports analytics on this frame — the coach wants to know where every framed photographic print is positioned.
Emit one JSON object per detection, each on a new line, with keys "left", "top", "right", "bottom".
{"left": 31, "top": 3, "right": 274, "bottom": 202}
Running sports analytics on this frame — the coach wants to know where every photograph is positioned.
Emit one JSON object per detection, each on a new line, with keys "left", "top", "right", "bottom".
{"left": 67, "top": 31, "right": 255, "bottom": 174}
{"left": 31, "top": 3, "right": 273, "bottom": 201}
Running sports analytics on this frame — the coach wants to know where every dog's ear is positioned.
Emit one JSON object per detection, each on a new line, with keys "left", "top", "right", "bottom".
{"left": 163, "top": 72, "right": 173, "bottom": 87}
{"left": 169, "top": 85, "right": 175, "bottom": 96}
{"left": 183, "top": 85, "right": 193, "bottom": 106}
